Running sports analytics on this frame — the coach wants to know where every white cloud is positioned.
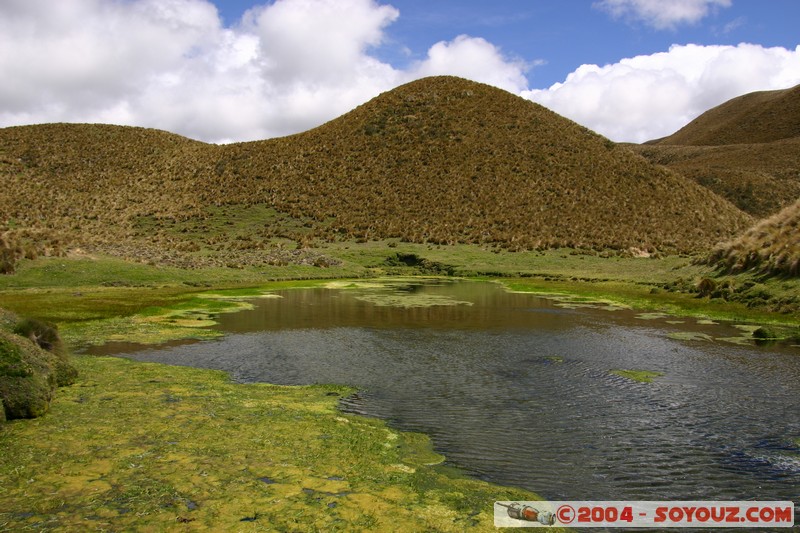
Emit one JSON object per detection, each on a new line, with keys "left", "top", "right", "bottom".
{"left": 0, "top": 0, "right": 533, "bottom": 143}
{"left": 407, "top": 35, "right": 530, "bottom": 94}
{"left": 523, "top": 43, "right": 800, "bottom": 143}
{"left": 594, "top": 0, "right": 732, "bottom": 29}
{"left": 2, "top": 1, "right": 799, "bottom": 146}
{"left": 0, "top": 0, "right": 402, "bottom": 142}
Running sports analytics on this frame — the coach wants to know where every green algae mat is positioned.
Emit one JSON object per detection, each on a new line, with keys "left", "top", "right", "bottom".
{"left": 0, "top": 355, "right": 545, "bottom": 532}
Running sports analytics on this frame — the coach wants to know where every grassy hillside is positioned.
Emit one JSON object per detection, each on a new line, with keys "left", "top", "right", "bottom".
{"left": 1, "top": 77, "right": 751, "bottom": 268}
{"left": 630, "top": 138, "right": 800, "bottom": 217}
{"left": 219, "top": 76, "right": 750, "bottom": 254}
{"left": 0, "top": 123, "right": 221, "bottom": 267}
{"left": 631, "top": 84, "right": 800, "bottom": 217}
{"left": 707, "top": 198, "right": 800, "bottom": 277}
{"left": 652, "top": 85, "right": 800, "bottom": 146}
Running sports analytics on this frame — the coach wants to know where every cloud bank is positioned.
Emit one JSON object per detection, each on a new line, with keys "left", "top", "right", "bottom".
{"left": 0, "top": 0, "right": 530, "bottom": 142}
{"left": 524, "top": 43, "right": 800, "bottom": 143}
{"left": 0, "top": 0, "right": 799, "bottom": 144}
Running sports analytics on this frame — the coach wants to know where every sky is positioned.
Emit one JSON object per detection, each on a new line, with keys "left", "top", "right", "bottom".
{"left": 1, "top": 0, "right": 799, "bottom": 144}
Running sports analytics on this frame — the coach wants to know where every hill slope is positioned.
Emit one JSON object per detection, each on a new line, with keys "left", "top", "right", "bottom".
{"left": 1, "top": 77, "right": 751, "bottom": 267}
{"left": 220, "top": 77, "right": 750, "bottom": 253}
{"left": 652, "top": 85, "right": 800, "bottom": 146}
{"left": 631, "top": 84, "right": 800, "bottom": 217}
{"left": 707, "top": 198, "right": 800, "bottom": 277}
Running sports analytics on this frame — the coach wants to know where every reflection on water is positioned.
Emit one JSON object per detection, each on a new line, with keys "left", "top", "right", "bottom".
{"left": 95, "top": 280, "right": 800, "bottom": 506}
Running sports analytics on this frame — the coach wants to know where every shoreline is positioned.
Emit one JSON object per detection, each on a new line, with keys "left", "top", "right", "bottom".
{"left": 1, "top": 251, "right": 797, "bottom": 530}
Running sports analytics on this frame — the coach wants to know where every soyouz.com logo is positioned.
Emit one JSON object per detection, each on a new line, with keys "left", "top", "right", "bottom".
{"left": 494, "top": 501, "right": 795, "bottom": 528}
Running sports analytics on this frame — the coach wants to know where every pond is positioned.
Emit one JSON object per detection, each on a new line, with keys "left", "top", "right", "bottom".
{"left": 94, "top": 279, "right": 800, "bottom": 505}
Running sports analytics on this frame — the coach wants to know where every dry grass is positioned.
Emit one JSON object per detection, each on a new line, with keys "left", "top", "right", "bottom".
{"left": 1, "top": 77, "right": 752, "bottom": 266}
{"left": 652, "top": 84, "right": 800, "bottom": 146}
{"left": 630, "top": 138, "right": 800, "bottom": 217}
{"left": 631, "top": 83, "right": 800, "bottom": 217}
{"left": 707, "top": 198, "right": 800, "bottom": 277}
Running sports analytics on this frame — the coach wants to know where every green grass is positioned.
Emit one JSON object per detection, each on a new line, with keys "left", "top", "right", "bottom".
{"left": 0, "top": 355, "right": 549, "bottom": 532}
{"left": 1, "top": 245, "right": 797, "bottom": 329}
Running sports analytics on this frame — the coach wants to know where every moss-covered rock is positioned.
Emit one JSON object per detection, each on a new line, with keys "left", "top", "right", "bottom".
{"left": 12, "top": 318, "right": 76, "bottom": 386}
{"left": 0, "top": 331, "right": 57, "bottom": 419}
{"left": 0, "top": 309, "right": 79, "bottom": 421}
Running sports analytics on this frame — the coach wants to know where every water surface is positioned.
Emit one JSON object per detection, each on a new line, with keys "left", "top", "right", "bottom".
{"left": 97, "top": 280, "right": 800, "bottom": 505}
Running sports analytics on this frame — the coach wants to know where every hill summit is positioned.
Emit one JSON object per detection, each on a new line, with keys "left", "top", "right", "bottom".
{"left": 220, "top": 76, "right": 749, "bottom": 252}
{"left": 1, "top": 76, "right": 751, "bottom": 267}
{"left": 652, "top": 84, "right": 800, "bottom": 146}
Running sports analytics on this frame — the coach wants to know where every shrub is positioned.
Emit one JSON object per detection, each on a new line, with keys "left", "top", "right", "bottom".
{"left": 13, "top": 319, "right": 76, "bottom": 386}
{"left": 0, "top": 235, "right": 21, "bottom": 274}
{"left": 696, "top": 277, "right": 717, "bottom": 297}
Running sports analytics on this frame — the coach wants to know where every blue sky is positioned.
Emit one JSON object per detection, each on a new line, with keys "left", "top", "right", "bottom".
{"left": 1, "top": 1, "right": 798, "bottom": 143}
{"left": 215, "top": 0, "right": 800, "bottom": 88}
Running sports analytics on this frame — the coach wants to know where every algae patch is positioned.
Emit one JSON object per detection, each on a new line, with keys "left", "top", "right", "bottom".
{"left": 636, "top": 312, "right": 669, "bottom": 320}
{"left": 667, "top": 331, "right": 715, "bottom": 342}
{"left": 0, "top": 355, "right": 546, "bottom": 531}
{"left": 354, "top": 293, "right": 472, "bottom": 308}
{"left": 610, "top": 369, "right": 664, "bottom": 383}
{"left": 326, "top": 278, "right": 473, "bottom": 308}
{"left": 60, "top": 289, "right": 280, "bottom": 349}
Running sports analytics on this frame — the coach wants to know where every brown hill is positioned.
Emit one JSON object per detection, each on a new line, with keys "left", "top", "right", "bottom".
{"left": 220, "top": 77, "right": 750, "bottom": 252}
{"left": 631, "top": 84, "right": 800, "bottom": 218}
{"left": 707, "top": 198, "right": 800, "bottom": 277}
{"left": 653, "top": 84, "right": 800, "bottom": 146}
{"left": 1, "top": 76, "right": 752, "bottom": 267}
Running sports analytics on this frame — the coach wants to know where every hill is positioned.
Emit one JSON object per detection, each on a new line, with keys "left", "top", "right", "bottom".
{"left": 219, "top": 77, "right": 749, "bottom": 253}
{"left": 707, "top": 198, "right": 800, "bottom": 277}
{"left": 630, "top": 84, "right": 800, "bottom": 217}
{"left": 1, "top": 76, "right": 752, "bottom": 268}
{"left": 652, "top": 85, "right": 800, "bottom": 146}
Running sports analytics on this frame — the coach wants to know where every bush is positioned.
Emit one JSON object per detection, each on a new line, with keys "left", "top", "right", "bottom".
{"left": 752, "top": 326, "right": 779, "bottom": 340}
{"left": 696, "top": 277, "right": 717, "bottom": 297}
{"left": 14, "top": 318, "right": 65, "bottom": 356}
{"left": 0, "top": 236, "right": 21, "bottom": 274}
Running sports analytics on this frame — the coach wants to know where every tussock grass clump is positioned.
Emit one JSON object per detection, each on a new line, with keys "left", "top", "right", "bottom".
{"left": 1, "top": 229, "right": 70, "bottom": 274}
{"left": 707, "top": 198, "right": 800, "bottom": 277}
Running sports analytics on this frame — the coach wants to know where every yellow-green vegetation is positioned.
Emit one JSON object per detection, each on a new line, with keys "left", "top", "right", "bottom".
{"left": 60, "top": 292, "right": 255, "bottom": 349}
{"left": 610, "top": 369, "right": 664, "bottom": 383}
{"left": 325, "top": 279, "right": 473, "bottom": 308}
{"left": 632, "top": 84, "right": 800, "bottom": 217}
{"left": 0, "top": 355, "right": 547, "bottom": 532}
